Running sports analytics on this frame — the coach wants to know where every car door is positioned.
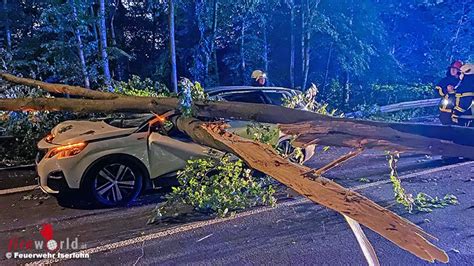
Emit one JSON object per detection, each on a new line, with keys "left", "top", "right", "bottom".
{"left": 147, "top": 123, "right": 222, "bottom": 178}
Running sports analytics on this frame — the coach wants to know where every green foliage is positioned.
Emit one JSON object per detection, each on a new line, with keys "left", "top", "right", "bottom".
{"left": 369, "top": 83, "right": 434, "bottom": 105}
{"left": 0, "top": 86, "right": 68, "bottom": 164}
{"left": 178, "top": 78, "right": 208, "bottom": 117}
{"left": 150, "top": 155, "right": 276, "bottom": 222}
{"left": 283, "top": 84, "right": 340, "bottom": 116}
{"left": 111, "top": 75, "right": 170, "bottom": 97}
{"left": 387, "top": 152, "right": 458, "bottom": 213}
{"left": 245, "top": 122, "right": 279, "bottom": 146}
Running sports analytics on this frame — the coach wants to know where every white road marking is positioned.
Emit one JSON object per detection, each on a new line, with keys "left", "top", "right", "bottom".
{"left": 27, "top": 160, "right": 472, "bottom": 265}
{"left": 353, "top": 160, "right": 474, "bottom": 191}
{"left": 196, "top": 233, "right": 214, "bottom": 242}
{"left": 0, "top": 185, "right": 38, "bottom": 196}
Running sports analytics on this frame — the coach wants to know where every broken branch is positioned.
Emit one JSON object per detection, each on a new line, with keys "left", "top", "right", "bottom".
{"left": 177, "top": 117, "right": 448, "bottom": 263}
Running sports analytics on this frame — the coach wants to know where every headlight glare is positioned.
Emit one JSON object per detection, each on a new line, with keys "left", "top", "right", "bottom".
{"left": 47, "top": 142, "right": 87, "bottom": 159}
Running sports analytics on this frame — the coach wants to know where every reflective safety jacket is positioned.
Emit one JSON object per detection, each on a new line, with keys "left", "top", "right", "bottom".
{"left": 452, "top": 75, "right": 474, "bottom": 124}
{"left": 435, "top": 76, "right": 459, "bottom": 113}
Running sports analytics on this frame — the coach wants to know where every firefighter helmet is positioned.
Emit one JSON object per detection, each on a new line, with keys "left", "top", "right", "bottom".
{"left": 251, "top": 70, "right": 267, "bottom": 81}
{"left": 450, "top": 60, "right": 463, "bottom": 70}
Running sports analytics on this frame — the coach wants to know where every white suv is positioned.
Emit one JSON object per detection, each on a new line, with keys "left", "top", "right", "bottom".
{"left": 36, "top": 113, "right": 218, "bottom": 207}
{"left": 37, "top": 86, "right": 315, "bottom": 207}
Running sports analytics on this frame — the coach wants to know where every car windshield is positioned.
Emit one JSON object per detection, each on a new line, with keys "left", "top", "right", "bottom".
{"left": 220, "top": 91, "right": 267, "bottom": 104}
{"left": 102, "top": 114, "right": 154, "bottom": 129}
{"left": 262, "top": 91, "right": 293, "bottom": 106}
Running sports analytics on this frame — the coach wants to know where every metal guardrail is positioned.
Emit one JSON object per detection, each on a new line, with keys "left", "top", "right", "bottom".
{"left": 346, "top": 98, "right": 440, "bottom": 118}
{"left": 379, "top": 98, "right": 439, "bottom": 113}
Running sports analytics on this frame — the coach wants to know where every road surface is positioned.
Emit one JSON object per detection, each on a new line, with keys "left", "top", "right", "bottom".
{"left": 0, "top": 149, "right": 472, "bottom": 265}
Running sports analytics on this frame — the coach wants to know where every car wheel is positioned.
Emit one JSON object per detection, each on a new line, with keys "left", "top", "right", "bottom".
{"left": 84, "top": 158, "right": 143, "bottom": 207}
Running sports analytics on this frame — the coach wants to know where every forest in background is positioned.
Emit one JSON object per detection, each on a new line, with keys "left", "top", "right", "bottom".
{"left": 1, "top": 0, "right": 473, "bottom": 110}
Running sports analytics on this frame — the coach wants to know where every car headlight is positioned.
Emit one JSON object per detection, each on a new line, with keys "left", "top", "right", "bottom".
{"left": 47, "top": 142, "right": 87, "bottom": 159}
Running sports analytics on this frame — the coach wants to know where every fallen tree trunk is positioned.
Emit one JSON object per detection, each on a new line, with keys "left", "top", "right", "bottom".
{"left": 1, "top": 96, "right": 474, "bottom": 159}
{"left": 2, "top": 73, "right": 474, "bottom": 145}
{"left": 279, "top": 121, "right": 474, "bottom": 160}
{"left": 0, "top": 73, "right": 117, "bottom": 100}
{"left": 177, "top": 117, "right": 448, "bottom": 263}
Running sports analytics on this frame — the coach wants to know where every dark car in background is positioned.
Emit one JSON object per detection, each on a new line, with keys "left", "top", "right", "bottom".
{"left": 206, "top": 86, "right": 315, "bottom": 163}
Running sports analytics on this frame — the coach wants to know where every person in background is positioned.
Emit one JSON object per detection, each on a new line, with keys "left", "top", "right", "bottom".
{"left": 251, "top": 70, "right": 267, "bottom": 87}
{"left": 435, "top": 60, "right": 463, "bottom": 125}
{"left": 452, "top": 64, "right": 474, "bottom": 127}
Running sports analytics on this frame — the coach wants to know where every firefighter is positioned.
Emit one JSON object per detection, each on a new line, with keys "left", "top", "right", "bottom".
{"left": 452, "top": 64, "right": 474, "bottom": 127}
{"left": 251, "top": 70, "right": 267, "bottom": 87}
{"left": 435, "top": 60, "right": 462, "bottom": 125}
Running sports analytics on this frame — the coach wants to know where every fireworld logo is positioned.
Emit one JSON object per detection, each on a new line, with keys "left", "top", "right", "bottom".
{"left": 7, "top": 223, "right": 85, "bottom": 252}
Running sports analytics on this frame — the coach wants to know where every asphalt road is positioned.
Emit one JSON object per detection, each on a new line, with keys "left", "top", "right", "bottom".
{"left": 0, "top": 150, "right": 472, "bottom": 265}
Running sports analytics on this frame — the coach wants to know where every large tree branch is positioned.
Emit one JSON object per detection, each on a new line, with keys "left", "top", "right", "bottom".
{"left": 0, "top": 73, "right": 117, "bottom": 100}
{"left": 279, "top": 121, "right": 474, "bottom": 160}
{"left": 1, "top": 97, "right": 474, "bottom": 160}
{"left": 0, "top": 97, "right": 178, "bottom": 114}
{"left": 177, "top": 117, "right": 448, "bottom": 263}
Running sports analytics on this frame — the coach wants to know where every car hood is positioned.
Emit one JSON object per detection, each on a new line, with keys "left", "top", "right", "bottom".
{"left": 45, "top": 120, "right": 137, "bottom": 146}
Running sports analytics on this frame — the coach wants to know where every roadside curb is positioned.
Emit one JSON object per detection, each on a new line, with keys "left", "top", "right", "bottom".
{"left": 0, "top": 185, "right": 38, "bottom": 196}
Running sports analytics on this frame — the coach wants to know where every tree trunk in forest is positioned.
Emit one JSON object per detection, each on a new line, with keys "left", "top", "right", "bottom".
{"left": 90, "top": 5, "right": 99, "bottom": 44}
{"left": 288, "top": 0, "right": 295, "bottom": 88}
{"left": 109, "top": 0, "right": 123, "bottom": 81}
{"left": 344, "top": 71, "right": 350, "bottom": 107}
{"left": 322, "top": 42, "right": 333, "bottom": 90}
{"left": 301, "top": 1, "right": 305, "bottom": 87}
{"left": 168, "top": 0, "right": 178, "bottom": 94}
{"left": 263, "top": 14, "right": 269, "bottom": 74}
{"left": 98, "top": 0, "right": 112, "bottom": 90}
{"left": 240, "top": 19, "right": 246, "bottom": 85}
{"left": 70, "top": 0, "right": 90, "bottom": 89}
{"left": 194, "top": 0, "right": 210, "bottom": 85}
{"left": 3, "top": 0, "right": 11, "bottom": 52}
{"left": 211, "top": 0, "right": 219, "bottom": 85}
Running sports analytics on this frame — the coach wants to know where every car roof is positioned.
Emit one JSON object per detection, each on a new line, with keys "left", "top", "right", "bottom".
{"left": 205, "top": 86, "right": 298, "bottom": 95}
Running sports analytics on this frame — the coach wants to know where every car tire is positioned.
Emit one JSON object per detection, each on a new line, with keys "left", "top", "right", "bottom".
{"left": 83, "top": 157, "right": 143, "bottom": 207}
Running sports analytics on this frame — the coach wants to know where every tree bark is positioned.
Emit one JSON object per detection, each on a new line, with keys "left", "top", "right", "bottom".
{"left": 0, "top": 73, "right": 114, "bottom": 99}
{"left": 70, "top": 0, "right": 90, "bottom": 89}
{"left": 168, "top": 0, "right": 178, "bottom": 94}
{"left": 177, "top": 118, "right": 448, "bottom": 263}
{"left": 98, "top": 0, "right": 112, "bottom": 90}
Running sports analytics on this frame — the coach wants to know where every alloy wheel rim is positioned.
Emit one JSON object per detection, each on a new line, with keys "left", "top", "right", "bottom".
{"left": 94, "top": 163, "right": 136, "bottom": 203}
